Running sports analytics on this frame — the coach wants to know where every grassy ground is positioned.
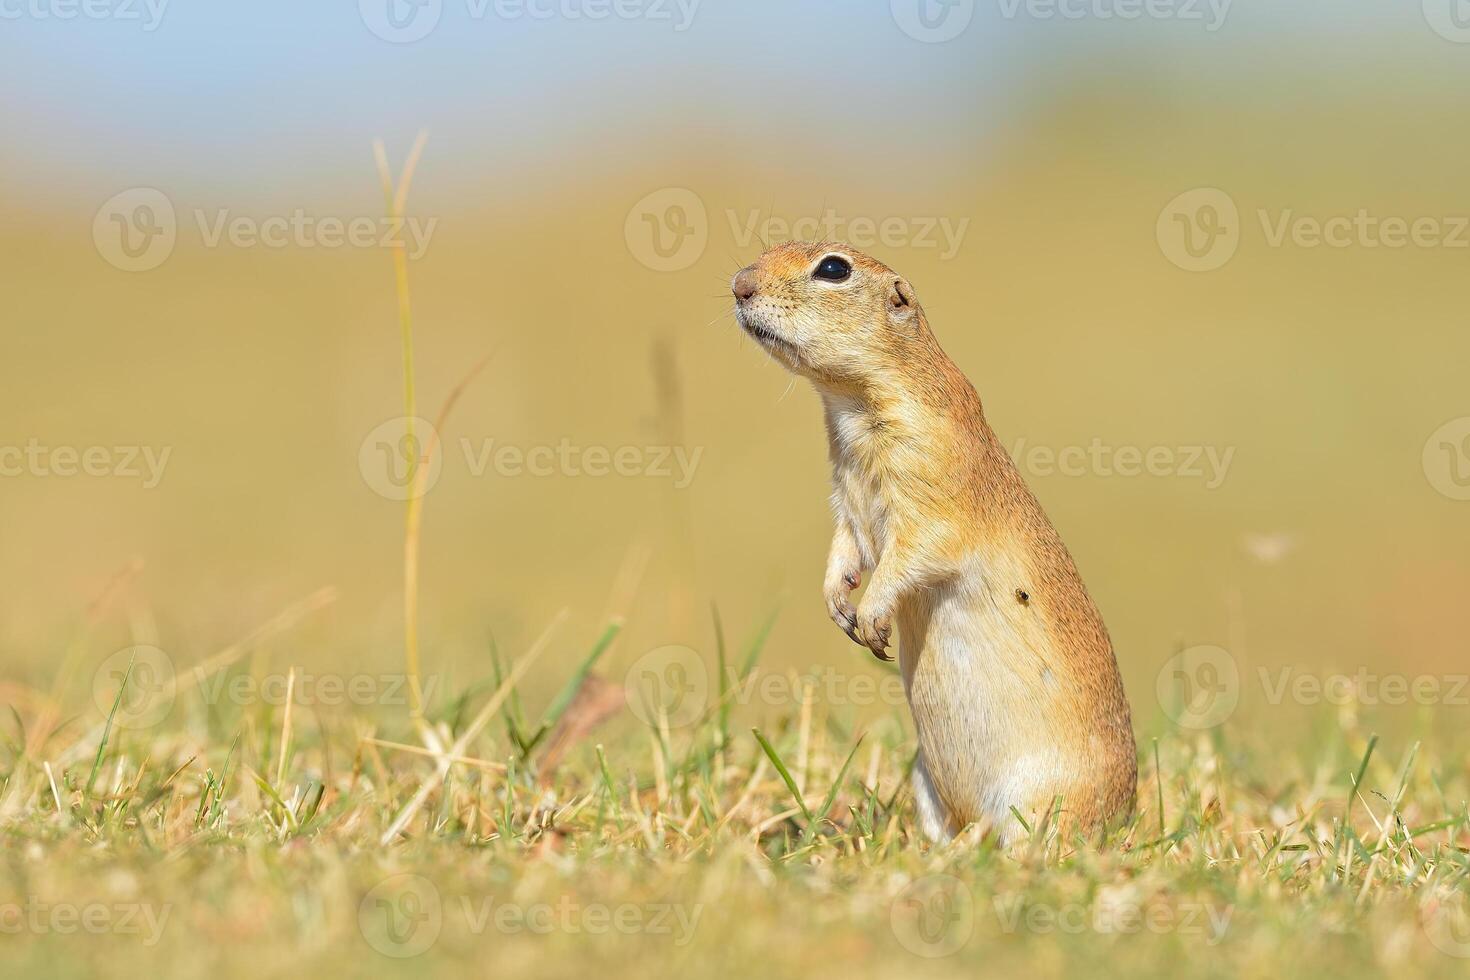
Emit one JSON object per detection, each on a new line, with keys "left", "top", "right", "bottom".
{"left": 2, "top": 602, "right": 1468, "bottom": 980}
{"left": 3, "top": 114, "right": 1468, "bottom": 979}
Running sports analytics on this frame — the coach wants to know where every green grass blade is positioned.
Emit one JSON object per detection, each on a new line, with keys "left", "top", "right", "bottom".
{"left": 753, "top": 728, "right": 810, "bottom": 823}
{"left": 595, "top": 744, "right": 625, "bottom": 832}
{"left": 712, "top": 603, "right": 730, "bottom": 748}
{"left": 1336, "top": 734, "right": 1379, "bottom": 878}
{"left": 1345, "top": 734, "right": 1379, "bottom": 820}
{"left": 800, "top": 734, "right": 866, "bottom": 847}
{"left": 520, "top": 621, "right": 622, "bottom": 758}
{"left": 86, "top": 651, "right": 136, "bottom": 799}
{"left": 739, "top": 608, "right": 780, "bottom": 681}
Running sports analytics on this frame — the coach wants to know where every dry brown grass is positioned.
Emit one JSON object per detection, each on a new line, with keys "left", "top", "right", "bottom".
{"left": 2, "top": 598, "right": 1468, "bottom": 979}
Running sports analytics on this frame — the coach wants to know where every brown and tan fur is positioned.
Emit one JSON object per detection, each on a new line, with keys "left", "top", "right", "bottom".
{"left": 732, "top": 241, "right": 1136, "bottom": 844}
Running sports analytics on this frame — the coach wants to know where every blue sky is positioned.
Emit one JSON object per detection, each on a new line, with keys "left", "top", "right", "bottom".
{"left": 0, "top": 0, "right": 1460, "bottom": 203}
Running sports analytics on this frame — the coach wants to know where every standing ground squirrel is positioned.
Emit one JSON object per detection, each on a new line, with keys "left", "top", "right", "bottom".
{"left": 732, "top": 242, "right": 1136, "bottom": 844}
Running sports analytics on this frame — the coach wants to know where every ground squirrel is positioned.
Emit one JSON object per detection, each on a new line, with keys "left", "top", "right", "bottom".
{"left": 732, "top": 242, "right": 1136, "bottom": 843}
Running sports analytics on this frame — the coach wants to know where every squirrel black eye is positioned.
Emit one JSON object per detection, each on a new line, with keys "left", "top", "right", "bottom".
{"left": 813, "top": 255, "right": 852, "bottom": 282}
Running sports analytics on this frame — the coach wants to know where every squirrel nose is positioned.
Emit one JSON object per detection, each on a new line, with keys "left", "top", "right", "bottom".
{"left": 732, "top": 267, "right": 758, "bottom": 302}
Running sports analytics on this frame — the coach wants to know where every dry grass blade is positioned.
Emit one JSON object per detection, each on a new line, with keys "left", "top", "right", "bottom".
{"left": 379, "top": 609, "right": 568, "bottom": 845}
{"left": 361, "top": 737, "right": 507, "bottom": 773}
{"left": 373, "top": 130, "right": 430, "bottom": 721}
{"left": 536, "top": 674, "right": 627, "bottom": 783}
{"left": 176, "top": 588, "right": 339, "bottom": 699}
{"left": 273, "top": 668, "right": 296, "bottom": 789}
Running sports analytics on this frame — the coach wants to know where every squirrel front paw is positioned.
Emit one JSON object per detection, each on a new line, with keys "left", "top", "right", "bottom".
{"left": 824, "top": 570, "right": 862, "bottom": 644}
{"left": 853, "top": 602, "right": 893, "bottom": 662}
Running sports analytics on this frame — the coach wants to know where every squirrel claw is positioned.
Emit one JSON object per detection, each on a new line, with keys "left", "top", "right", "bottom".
{"left": 853, "top": 611, "right": 892, "bottom": 659}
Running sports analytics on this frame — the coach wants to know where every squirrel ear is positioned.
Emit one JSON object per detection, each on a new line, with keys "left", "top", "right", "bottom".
{"left": 889, "top": 278, "right": 915, "bottom": 309}
{"left": 888, "top": 279, "right": 920, "bottom": 330}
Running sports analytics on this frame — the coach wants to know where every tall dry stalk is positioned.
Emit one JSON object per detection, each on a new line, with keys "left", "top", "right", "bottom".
{"left": 373, "top": 131, "right": 430, "bottom": 722}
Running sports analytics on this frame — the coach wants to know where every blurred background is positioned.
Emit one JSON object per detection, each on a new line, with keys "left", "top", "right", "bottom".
{"left": 2, "top": 0, "right": 1468, "bottom": 740}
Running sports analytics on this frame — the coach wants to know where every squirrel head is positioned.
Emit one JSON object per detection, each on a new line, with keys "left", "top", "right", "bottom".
{"left": 732, "top": 241, "right": 929, "bottom": 387}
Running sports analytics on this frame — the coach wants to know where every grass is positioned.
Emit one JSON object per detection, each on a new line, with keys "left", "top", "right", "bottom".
{"left": 2, "top": 603, "right": 1469, "bottom": 980}
{"left": 3, "top": 144, "right": 1466, "bottom": 980}
{"left": 373, "top": 128, "right": 430, "bottom": 725}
